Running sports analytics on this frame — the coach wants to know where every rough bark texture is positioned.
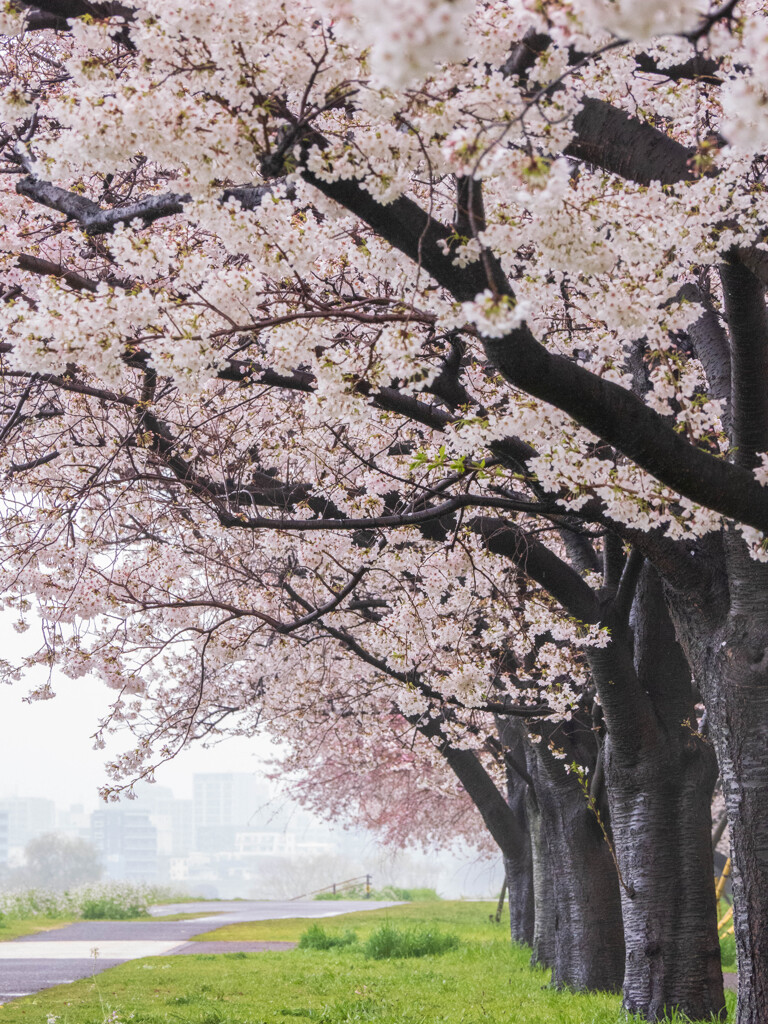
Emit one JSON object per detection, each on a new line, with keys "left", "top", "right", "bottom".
{"left": 526, "top": 720, "right": 625, "bottom": 992}
{"left": 501, "top": 724, "right": 535, "bottom": 946}
{"left": 503, "top": 851, "right": 535, "bottom": 947}
{"left": 500, "top": 717, "right": 552, "bottom": 963}
{"left": 588, "top": 564, "right": 724, "bottom": 1020}
{"left": 669, "top": 543, "right": 768, "bottom": 1024}
{"left": 525, "top": 784, "right": 556, "bottom": 970}
{"left": 603, "top": 735, "right": 723, "bottom": 1020}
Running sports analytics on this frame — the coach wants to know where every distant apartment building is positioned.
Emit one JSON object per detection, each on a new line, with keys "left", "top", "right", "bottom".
{"left": 0, "top": 796, "right": 55, "bottom": 851}
{"left": 133, "top": 784, "right": 194, "bottom": 857}
{"left": 193, "top": 773, "right": 273, "bottom": 853}
{"left": 90, "top": 807, "right": 158, "bottom": 881}
{"left": 56, "top": 803, "right": 93, "bottom": 841}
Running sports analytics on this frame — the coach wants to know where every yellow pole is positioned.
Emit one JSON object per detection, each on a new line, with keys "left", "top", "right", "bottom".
{"left": 715, "top": 858, "right": 731, "bottom": 901}
{"left": 717, "top": 905, "right": 734, "bottom": 932}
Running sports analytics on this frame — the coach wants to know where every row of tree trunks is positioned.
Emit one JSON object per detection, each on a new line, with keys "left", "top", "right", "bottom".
{"left": 487, "top": 563, "right": 725, "bottom": 1021}
{"left": 524, "top": 720, "right": 625, "bottom": 992}
{"left": 501, "top": 724, "right": 535, "bottom": 947}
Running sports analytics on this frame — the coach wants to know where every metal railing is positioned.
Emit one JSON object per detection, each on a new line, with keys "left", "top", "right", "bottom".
{"left": 291, "top": 874, "right": 372, "bottom": 901}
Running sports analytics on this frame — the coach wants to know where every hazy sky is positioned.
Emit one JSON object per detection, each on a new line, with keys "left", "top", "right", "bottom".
{"left": 0, "top": 616, "right": 503, "bottom": 896}
{"left": 0, "top": 613, "right": 276, "bottom": 808}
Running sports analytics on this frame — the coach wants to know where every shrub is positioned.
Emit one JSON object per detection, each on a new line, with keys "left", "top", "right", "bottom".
{"left": 81, "top": 898, "right": 144, "bottom": 920}
{"left": 362, "top": 924, "right": 458, "bottom": 960}
{"left": 298, "top": 924, "right": 359, "bottom": 951}
{"left": 387, "top": 887, "right": 441, "bottom": 902}
{"left": 0, "top": 882, "right": 183, "bottom": 920}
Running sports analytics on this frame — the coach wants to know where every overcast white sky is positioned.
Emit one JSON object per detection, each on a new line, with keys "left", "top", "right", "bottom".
{"left": 0, "top": 613, "right": 275, "bottom": 808}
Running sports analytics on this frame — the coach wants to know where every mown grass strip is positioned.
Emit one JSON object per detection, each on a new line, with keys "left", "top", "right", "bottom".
{"left": 0, "top": 917, "right": 76, "bottom": 942}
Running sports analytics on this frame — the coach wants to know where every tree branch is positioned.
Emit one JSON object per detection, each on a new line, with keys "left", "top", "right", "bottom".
{"left": 15, "top": 177, "right": 283, "bottom": 235}
{"left": 296, "top": 155, "right": 768, "bottom": 534}
{"left": 567, "top": 98, "right": 695, "bottom": 187}
{"left": 720, "top": 260, "right": 768, "bottom": 467}
{"left": 471, "top": 515, "right": 600, "bottom": 623}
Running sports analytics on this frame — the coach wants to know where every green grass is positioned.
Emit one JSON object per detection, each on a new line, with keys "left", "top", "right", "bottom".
{"left": 0, "top": 902, "right": 737, "bottom": 1024}
{"left": 81, "top": 898, "right": 145, "bottom": 920}
{"left": 717, "top": 898, "right": 737, "bottom": 973}
{"left": 298, "top": 924, "right": 359, "bottom": 951}
{"left": 193, "top": 900, "right": 504, "bottom": 943}
{"left": 297, "top": 922, "right": 458, "bottom": 959}
{"left": 0, "top": 917, "right": 75, "bottom": 941}
{"left": 362, "top": 923, "right": 459, "bottom": 959}
{"left": 316, "top": 886, "right": 441, "bottom": 902}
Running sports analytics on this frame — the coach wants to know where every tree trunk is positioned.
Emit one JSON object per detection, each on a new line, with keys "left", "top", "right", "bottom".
{"left": 711, "top": 670, "right": 768, "bottom": 1024}
{"left": 667, "top": 544, "right": 768, "bottom": 1024}
{"left": 696, "top": 611, "right": 768, "bottom": 1024}
{"left": 603, "top": 732, "right": 724, "bottom": 1020}
{"left": 594, "top": 564, "right": 725, "bottom": 1021}
{"left": 502, "top": 728, "right": 535, "bottom": 946}
{"left": 527, "top": 723, "right": 625, "bottom": 992}
{"left": 503, "top": 852, "right": 535, "bottom": 947}
{"left": 582, "top": 562, "right": 725, "bottom": 1020}
{"left": 521, "top": 741, "right": 555, "bottom": 969}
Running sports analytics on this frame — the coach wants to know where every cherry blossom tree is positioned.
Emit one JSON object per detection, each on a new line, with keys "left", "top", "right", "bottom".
{"left": 1, "top": 0, "right": 767, "bottom": 1018}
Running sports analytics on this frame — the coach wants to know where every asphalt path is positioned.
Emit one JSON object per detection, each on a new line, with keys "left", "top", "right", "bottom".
{"left": 0, "top": 899, "right": 400, "bottom": 1003}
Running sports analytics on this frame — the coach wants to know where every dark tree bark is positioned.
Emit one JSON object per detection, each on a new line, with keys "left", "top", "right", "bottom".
{"left": 477, "top": 524, "right": 725, "bottom": 1016}
{"left": 503, "top": 850, "right": 535, "bottom": 948}
{"left": 498, "top": 714, "right": 622, "bottom": 988}
{"left": 524, "top": 765, "right": 556, "bottom": 970}
{"left": 525, "top": 716, "right": 625, "bottom": 992}
{"left": 669, "top": 542, "right": 768, "bottom": 1024}
{"left": 499, "top": 721, "right": 535, "bottom": 946}
{"left": 597, "top": 566, "right": 724, "bottom": 1021}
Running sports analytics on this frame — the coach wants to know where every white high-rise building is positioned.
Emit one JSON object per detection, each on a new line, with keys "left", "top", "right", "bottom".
{"left": 193, "top": 773, "right": 274, "bottom": 852}
{"left": 0, "top": 797, "right": 55, "bottom": 851}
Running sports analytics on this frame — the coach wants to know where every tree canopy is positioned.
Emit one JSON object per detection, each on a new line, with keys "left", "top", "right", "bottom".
{"left": 2, "top": 1, "right": 768, "bottom": 1020}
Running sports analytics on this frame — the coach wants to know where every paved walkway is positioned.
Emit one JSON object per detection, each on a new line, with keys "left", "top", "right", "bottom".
{"left": 0, "top": 900, "right": 399, "bottom": 1003}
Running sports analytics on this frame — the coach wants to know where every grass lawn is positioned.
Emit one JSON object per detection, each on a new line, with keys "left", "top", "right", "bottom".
{"left": 193, "top": 901, "right": 507, "bottom": 943}
{"left": 0, "top": 918, "right": 76, "bottom": 941}
{"left": 0, "top": 902, "right": 738, "bottom": 1024}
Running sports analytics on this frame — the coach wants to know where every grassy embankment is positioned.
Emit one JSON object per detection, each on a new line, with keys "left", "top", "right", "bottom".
{"left": 0, "top": 901, "right": 738, "bottom": 1024}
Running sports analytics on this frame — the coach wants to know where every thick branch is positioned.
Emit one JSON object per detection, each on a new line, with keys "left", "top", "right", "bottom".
{"left": 13, "top": 0, "right": 134, "bottom": 30}
{"left": 472, "top": 515, "right": 600, "bottom": 623}
{"left": 567, "top": 98, "right": 695, "bottom": 187}
{"left": 683, "top": 284, "right": 732, "bottom": 428}
{"left": 15, "top": 177, "right": 282, "bottom": 235}
{"left": 720, "top": 260, "right": 768, "bottom": 467}
{"left": 415, "top": 715, "right": 527, "bottom": 863}
{"left": 298, "top": 161, "right": 768, "bottom": 534}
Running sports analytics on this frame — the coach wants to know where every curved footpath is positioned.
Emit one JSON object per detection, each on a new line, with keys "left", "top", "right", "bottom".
{"left": 0, "top": 899, "right": 401, "bottom": 1003}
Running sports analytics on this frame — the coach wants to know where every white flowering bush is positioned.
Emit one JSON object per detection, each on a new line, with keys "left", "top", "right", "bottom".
{"left": 0, "top": 881, "right": 184, "bottom": 919}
